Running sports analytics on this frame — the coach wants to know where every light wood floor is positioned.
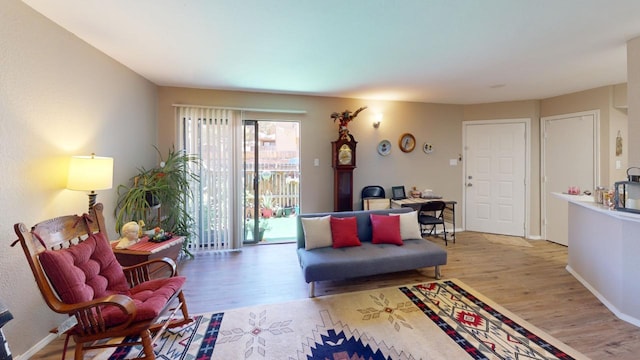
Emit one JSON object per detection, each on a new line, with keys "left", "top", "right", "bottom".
{"left": 31, "top": 231, "right": 640, "bottom": 359}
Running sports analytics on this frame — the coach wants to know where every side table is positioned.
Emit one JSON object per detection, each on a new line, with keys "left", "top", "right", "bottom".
{"left": 112, "top": 236, "right": 185, "bottom": 275}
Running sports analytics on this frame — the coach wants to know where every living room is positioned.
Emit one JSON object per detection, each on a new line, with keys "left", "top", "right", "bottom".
{"left": 3, "top": 1, "right": 640, "bottom": 359}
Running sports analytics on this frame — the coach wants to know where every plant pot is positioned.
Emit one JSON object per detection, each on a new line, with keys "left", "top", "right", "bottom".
{"left": 145, "top": 191, "right": 160, "bottom": 207}
{"left": 261, "top": 208, "right": 273, "bottom": 218}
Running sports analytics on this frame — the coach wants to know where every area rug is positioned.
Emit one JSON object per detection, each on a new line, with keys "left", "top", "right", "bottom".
{"left": 91, "top": 279, "right": 587, "bottom": 360}
{"left": 483, "top": 233, "right": 533, "bottom": 248}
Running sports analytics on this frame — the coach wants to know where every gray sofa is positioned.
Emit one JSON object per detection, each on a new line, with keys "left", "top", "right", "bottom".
{"left": 296, "top": 207, "right": 447, "bottom": 297}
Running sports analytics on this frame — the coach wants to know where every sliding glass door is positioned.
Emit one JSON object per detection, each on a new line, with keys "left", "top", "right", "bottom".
{"left": 243, "top": 120, "right": 300, "bottom": 244}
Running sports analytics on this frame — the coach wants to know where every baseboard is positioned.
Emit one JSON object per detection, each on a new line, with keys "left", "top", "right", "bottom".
{"left": 14, "top": 333, "right": 57, "bottom": 360}
{"left": 566, "top": 265, "right": 640, "bottom": 328}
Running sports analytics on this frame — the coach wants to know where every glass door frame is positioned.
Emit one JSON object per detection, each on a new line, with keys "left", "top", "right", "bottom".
{"left": 243, "top": 120, "right": 261, "bottom": 244}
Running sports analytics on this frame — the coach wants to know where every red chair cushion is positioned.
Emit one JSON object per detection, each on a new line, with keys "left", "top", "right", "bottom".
{"left": 102, "top": 276, "right": 186, "bottom": 326}
{"left": 39, "top": 232, "right": 129, "bottom": 304}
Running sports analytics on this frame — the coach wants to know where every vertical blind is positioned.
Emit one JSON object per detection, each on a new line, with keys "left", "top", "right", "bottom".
{"left": 176, "top": 106, "right": 241, "bottom": 251}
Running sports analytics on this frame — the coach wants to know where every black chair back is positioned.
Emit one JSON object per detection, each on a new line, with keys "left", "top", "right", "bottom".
{"left": 361, "top": 185, "right": 385, "bottom": 199}
{"left": 361, "top": 185, "right": 385, "bottom": 210}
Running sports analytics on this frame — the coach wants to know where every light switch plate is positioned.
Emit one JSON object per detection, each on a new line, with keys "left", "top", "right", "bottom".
{"left": 449, "top": 159, "right": 457, "bottom": 166}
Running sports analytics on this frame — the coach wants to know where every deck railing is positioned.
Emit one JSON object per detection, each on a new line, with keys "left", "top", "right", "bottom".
{"left": 244, "top": 165, "right": 300, "bottom": 218}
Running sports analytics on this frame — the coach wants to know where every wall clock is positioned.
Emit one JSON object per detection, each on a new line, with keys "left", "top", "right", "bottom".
{"left": 399, "top": 133, "right": 416, "bottom": 153}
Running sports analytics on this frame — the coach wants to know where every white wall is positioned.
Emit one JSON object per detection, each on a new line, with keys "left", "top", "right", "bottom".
{"left": 0, "top": 0, "right": 158, "bottom": 356}
{"left": 628, "top": 36, "right": 640, "bottom": 166}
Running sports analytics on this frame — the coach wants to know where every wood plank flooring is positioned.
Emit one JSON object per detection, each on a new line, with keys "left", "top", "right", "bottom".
{"left": 30, "top": 231, "right": 640, "bottom": 359}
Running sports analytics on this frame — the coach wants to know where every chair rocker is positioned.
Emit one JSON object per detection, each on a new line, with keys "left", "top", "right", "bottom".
{"left": 12, "top": 203, "right": 192, "bottom": 360}
{"left": 418, "top": 201, "right": 449, "bottom": 245}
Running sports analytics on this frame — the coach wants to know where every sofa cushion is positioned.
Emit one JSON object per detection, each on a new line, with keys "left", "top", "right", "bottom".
{"left": 39, "top": 232, "right": 129, "bottom": 304}
{"left": 370, "top": 214, "right": 403, "bottom": 245}
{"left": 390, "top": 210, "right": 423, "bottom": 240}
{"left": 301, "top": 215, "right": 333, "bottom": 250}
{"left": 297, "top": 239, "right": 447, "bottom": 283}
{"left": 330, "top": 216, "right": 361, "bottom": 248}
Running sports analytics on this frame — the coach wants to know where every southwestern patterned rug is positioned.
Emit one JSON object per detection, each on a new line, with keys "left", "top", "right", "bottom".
{"left": 91, "top": 279, "right": 588, "bottom": 360}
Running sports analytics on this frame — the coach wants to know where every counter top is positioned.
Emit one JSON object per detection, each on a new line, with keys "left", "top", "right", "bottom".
{"left": 553, "top": 192, "right": 640, "bottom": 223}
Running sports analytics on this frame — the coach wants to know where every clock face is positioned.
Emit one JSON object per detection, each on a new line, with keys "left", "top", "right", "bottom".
{"left": 399, "top": 133, "right": 416, "bottom": 153}
{"left": 338, "top": 144, "right": 353, "bottom": 165}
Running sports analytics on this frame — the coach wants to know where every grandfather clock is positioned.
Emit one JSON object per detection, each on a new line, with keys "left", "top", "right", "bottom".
{"left": 332, "top": 133, "right": 357, "bottom": 211}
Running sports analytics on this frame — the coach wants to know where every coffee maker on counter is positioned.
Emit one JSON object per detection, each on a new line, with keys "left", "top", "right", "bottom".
{"left": 613, "top": 167, "right": 640, "bottom": 214}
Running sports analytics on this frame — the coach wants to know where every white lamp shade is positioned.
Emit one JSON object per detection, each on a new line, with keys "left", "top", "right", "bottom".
{"left": 67, "top": 155, "right": 114, "bottom": 191}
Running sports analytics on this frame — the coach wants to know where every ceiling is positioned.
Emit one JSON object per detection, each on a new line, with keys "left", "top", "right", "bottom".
{"left": 22, "top": 0, "right": 640, "bottom": 104}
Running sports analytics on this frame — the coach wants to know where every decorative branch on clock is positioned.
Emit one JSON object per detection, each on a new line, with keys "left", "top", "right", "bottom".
{"left": 331, "top": 106, "right": 367, "bottom": 138}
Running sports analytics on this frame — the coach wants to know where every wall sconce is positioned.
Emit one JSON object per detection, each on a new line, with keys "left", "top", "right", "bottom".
{"left": 67, "top": 153, "right": 114, "bottom": 212}
{"left": 373, "top": 113, "right": 383, "bottom": 129}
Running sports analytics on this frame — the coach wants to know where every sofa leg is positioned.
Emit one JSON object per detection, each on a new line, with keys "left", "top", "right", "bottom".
{"left": 435, "top": 265, "right": 442, "bottom": 280}
{"left": 309, "top": 282, "right": 315, "bottom": 298}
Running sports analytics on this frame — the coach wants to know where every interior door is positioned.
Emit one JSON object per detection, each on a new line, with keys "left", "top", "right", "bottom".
{"left": 542, "top": 112, "right": 597, "bottom": 246}
{"left": 464, "top": 122, "right": 526, "bottom": 236}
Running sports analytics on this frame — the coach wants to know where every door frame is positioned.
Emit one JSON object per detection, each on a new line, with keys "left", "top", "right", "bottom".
{"left": 540, "top": 110, "right": 600, "bottom": 241}
{"left": 462, "top": 118, "right": 531, "bottom": 237}
{"left": 242, "top": 119, "right": 301, "bottom": 244}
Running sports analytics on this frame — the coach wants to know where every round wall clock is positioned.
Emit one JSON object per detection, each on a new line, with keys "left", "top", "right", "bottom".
{"left": 377, "top": 140, "right": 391, "bottom": 156}
{"left": 399, "top": 133, "right": 416, "bottom": 153}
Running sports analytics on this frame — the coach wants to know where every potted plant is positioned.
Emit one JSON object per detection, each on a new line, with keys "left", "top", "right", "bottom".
{"left": 261, "top": 192, "right": 275, "bottom": 218}
{"left": 115, "top": 146, "right": 199, "bottom": 254}
{"left": 244, "top": 218, "right": 271, "bottom": 242}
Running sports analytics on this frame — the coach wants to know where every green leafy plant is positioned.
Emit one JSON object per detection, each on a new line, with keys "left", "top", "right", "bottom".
{"left": 115, "top": 146, "right": 199, "bottom": 254}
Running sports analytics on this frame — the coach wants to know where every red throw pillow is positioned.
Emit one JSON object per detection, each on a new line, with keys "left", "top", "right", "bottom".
{"left": 330, "top": 216, "right": 361, "bottom": 248}
{"left": 370, "top": 214, "right": 403, "bottom": 245}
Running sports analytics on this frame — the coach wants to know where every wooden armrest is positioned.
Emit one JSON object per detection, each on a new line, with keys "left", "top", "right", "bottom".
{"left": 50, "top": 294, "right": 136, "bottom": 315}
{"left": 55, "top": 294, "right": 138, "bottom": 334}
{"left": 122, "top": 257, "right": 178, "bottom": 286}
{"left": 122, "top": 257, "right": 177, "bottom": 275}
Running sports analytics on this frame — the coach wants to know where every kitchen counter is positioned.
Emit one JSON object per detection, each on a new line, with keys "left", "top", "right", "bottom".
{"left": 554, "top": 193, "right": 640, "bottom": 327}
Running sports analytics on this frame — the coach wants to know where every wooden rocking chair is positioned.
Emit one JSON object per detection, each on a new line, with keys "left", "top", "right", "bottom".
{"left": 12, "top": 203, "right": 192, "bottom": 360}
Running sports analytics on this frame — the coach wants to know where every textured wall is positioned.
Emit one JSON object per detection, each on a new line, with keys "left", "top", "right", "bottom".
{"left": 0, "top": 0, "right": 158, "bottom": 356}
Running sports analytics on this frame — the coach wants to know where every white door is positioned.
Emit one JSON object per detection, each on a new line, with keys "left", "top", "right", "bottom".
{"left": 542, "top": 112, "right": 597, "bottom": 246}
{"left": 464, "top": 122, "right": 526, "bottom": 236}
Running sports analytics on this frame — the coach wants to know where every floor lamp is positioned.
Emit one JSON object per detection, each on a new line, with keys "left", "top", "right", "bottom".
{"left": 67, "top": 153, "right": 114, "bottom": 213}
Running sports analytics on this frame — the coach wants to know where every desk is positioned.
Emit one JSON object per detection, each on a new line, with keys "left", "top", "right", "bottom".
{"left": 112, "top": 236, "right": 185, "bottom": 275}
{"left": 391, "top": 198, "right": 457, "bottom": 240}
